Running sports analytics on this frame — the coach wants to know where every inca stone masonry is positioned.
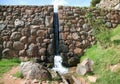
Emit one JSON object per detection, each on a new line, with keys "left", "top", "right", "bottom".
{"left": 0, "top": 5, "right": 120, "bottom": 67}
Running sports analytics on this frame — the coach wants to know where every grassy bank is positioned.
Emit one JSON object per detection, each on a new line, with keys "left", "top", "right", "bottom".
{"left": 81, "top": 25, "right": 120, "bottom": 84}
{"left": 0, "top": 58, "right": 20, "bottom": 78}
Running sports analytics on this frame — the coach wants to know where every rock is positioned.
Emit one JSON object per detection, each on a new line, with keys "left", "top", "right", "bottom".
{"left": 32, "top": 15, "right": 40, "bottom": 25}
{"left": 71, "top": 76, "right": 82, "bottom": 84}
{"left": 10, "top": 32, "right": 21, "bottom": 41}
{"left": 40, "top": 25, "right": 45, "bottom": 29}
{"left": 75, "top": 41, "right": 82, "bottom": 47}
{"left": 67, "top": 52, "right": 73, "bottom": 57}
{"left": 25, "top": 9, "right": 34, "bottom": 15}
{"left": 14, "top": 19, "right": 24, "bottom": 27}
{"left": 50, "top": 34, "right": 54, "bottom": 39}
{"left": 47, "top": 43, "right": 54, "bottom": 55}
{"left": 97, "top": 0, "right": 120, "bottom": 9}
{"left": 59, "top": 26, "right": 64, "bottom": 32}
{"left": 19, "top": 57, "right": 30, "bottom": 62}
{"left": 13, "top": 41, "right": 24, "bottom": 50}
{"left": 43, "top": 39, "right": 50, "bottom": 43}
{"left": 105, "top": 22, "right": 112, "bottom": 28}
{"left": 112, "top": 23, "right": 117, "bottom": 28}
{"left": 41, "top": 55, "right": 46, "bottom": 62}
{"left": 106, "top": 13, "right": 112, "bottom": 20}
{"left": 110, "top": 63, "right": 120, "bottom": 72}
{"left": 2, "top": 36, "right": 9, "bottom": 41}
{"left": 20, "top": 61, "right": 52, "bottom": 80}
{"left": 36, "top": 37, "right": 43, "bottom": 43}
{"left": 59, "top": 20, "right": 64, "bottom": 26}
{"left": 0, "top": 23, "right": 6, "bottom": 30}
{"left": 70, "top": 27, "right": 76, "bottom": 32}
{"left": 74, "top": 48, "right": 83, "bottom": 55}
{"left": 115, "top": 3, "right": 120, "bottom": 10}
{"left": 33, "top": 57, "right": 42, "bottom": 63}
{"left": 19, "top": 50, "right": 26, "bottom": 56}
{"left": 76, "top": 58, "right": 94, "bottom": 75}
{"left": 0, "top": 45, "right": 3, "bottom": 58}
{"left": 37, "top": 30, "right": 46, "bottom": 37}
{"left": 87, "top": 76, "right": 97, "bottom": 83}
{"left": 76, "top": 77, "right": 86, "bottom": 84}
{"left": 61, "top": 75, "right": 70, "bottom": 84}
{"left": 0, "top": 36, "right": 3, "bottom": 44}
{"left": 28, "top": 36, "right": 36, "bottom": 43}
{"left": 30, "top": 25, "right": 40, "bottom": 36}
{"left": 27, "top": 43, "right": 38, "bottom": 57}
{"left": 21, "top": 28, "right": 30, "bottom": 36}
{"left": 82, "top": 23, "right": 90, "bottom": 31}
{"left": 6, "top": 41, "right": 13, "bottom": 49}
{"left": 72, "top": 33, "right": 80, "bottom": 40}
{"left": 59, "top": 44, "right": 68, "bottom": 53}
{"left": 47, "top": 55, "right": 54, "bottom": 63}
{"left": 1, "top": 30, "right": 11, "bottom": 36}
{"left": 3, "top": 41, "right": 7, "bottom": 48}
{"left": 2, "top": 48, "right": 14, "bottom": 58}
{"left": 68, "top": 56, "right": 80, "bottom": 67}
{"left": 67, "top": 34, "right": 72, "bottom": 39}
{"left": 48, "top": 6, "right": 53, "bottom": 12}
{"left": 41, "top": 43, "right": 47, "bottom": 48}
{"left": 45, "top": 16, "right": 52, "bottom": 27}
{"left": 22, "top": 79, "right": 31, "bottom": 84}
{"left": 7, "top": 7, "right": 12, "bottom": 12}
{"left": 47, "top": 28, "right": 53, "bottom": 34}
{"left": 20, "top": 36, "right": 28, "bottom": 44}
{"left": 39, "top": 48, "right": 46, "bottom": 56}
{"left": 61, "top": 32, "right": 68, "bottom": 40}
{"left": 32, "top": 79, "right": 39, "bottom": 84}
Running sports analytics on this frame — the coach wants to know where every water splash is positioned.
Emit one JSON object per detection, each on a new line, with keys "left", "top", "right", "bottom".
{"left": 52, "top": 0, "right": 68, "bottom": 12}
{"left": 52, "top": 55, "right": 68, "bottom": 74}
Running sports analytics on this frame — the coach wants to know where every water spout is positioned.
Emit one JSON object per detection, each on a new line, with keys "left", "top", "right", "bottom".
{"left": 52, "top": 55, "right": 68, "bottom": 74}
{"left": 52, "top": 13, "right": 68, "bottom": 74}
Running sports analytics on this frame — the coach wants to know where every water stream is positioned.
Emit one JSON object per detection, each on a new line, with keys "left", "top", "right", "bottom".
{"left": 52, "top": 13, "right": 68, "bottom": 74}
{"left": 52, "top": 55, "right": 68, "bottom": 74}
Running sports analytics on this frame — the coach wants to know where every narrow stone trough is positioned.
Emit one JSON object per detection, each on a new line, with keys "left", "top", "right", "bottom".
{"left": 52, "top": 13, "right": 68, "bottom": 74}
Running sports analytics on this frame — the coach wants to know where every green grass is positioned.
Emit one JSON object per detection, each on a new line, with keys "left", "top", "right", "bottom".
{"left": 81, "top": 25, "right": 120, "bottom": 84}
{"left": 13, "top": 71, "right": 23, "bottom": 78}
{"left": 0, "top": 58, "right": 20, "bottom": 78}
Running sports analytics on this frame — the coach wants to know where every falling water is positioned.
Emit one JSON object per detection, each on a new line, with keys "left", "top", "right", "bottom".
{"left": 52, "top": 55, "right": 68, "bottom": 74}
{"left": 52, "top": 13, "right": 68, "bottom": 74}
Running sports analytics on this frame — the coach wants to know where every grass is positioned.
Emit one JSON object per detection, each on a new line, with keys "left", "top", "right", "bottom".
{"left": 80, "top": 25, "right": 120, "bottom": 84}
{"left": 13, "top": 71, "right": 23, "bottom": 78}
{"left": 0, "top": 58, "right": 20, "bottom": 78}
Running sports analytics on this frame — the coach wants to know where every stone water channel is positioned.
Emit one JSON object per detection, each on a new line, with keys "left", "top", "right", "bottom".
{"left": 52, "top": 13, "right": 68, "bottom": 74}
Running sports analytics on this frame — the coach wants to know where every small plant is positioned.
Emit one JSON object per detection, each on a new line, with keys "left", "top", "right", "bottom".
{"left": 86, "top": 12, "right": 112, "bottom": 48}
{"left": 13, "top": 71, "right": 23, "bottom": 78}
{"left": 9, "top": 57, "right": 21, "bottom": 63}
{"left": 52, "top": 76, "right": 61, "bottom": 81}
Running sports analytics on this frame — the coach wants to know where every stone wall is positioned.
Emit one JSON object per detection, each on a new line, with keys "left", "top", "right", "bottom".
{"left": 0, "top": 5, "right": 54, "bottom": 67}
{"left": 58, "top": 6, "right": 120, "bottom": 67}
{"left": 0, "top": 5, "right": 120, "bottom": 68}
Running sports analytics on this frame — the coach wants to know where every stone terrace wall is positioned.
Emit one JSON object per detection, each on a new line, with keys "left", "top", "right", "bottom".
{"left": 58, "top": 6, "right": 120, "bottom": 67}
{"left": 0, "top": 5, "right": 54, "bottom": 67}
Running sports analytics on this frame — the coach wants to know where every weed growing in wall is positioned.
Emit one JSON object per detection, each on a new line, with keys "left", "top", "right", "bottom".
{"left": 86, "top": 12, "right": 112, "bottom": 48}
